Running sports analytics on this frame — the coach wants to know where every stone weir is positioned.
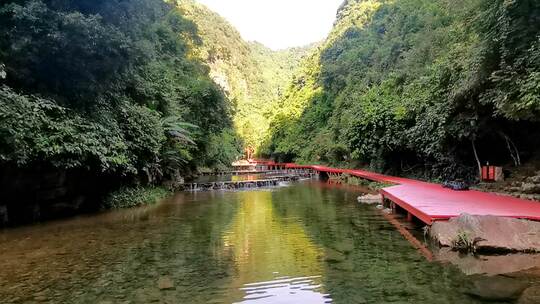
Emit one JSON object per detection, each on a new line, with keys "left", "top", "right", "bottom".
{"left": 178, "top": 175, "right": 307, "bottom": 192}
{"left": 199, "top": 170, "right": 278, "bottom": 176}
{"left": 199, "top": 168, "right": 316, "bottom": 176}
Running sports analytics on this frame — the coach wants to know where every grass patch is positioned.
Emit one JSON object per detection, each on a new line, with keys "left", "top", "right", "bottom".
{"left": 451, "top": 230, "right": 484, "bottom": 254}
{"left": 103, "top": 186, "right": 171, "bottom": 209}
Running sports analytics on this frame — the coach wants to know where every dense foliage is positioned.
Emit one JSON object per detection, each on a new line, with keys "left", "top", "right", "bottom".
{"left": 0, "top": 0, "right": 242, "bottom": 184}
{"left": 3, "top": 0, "right": 539, "bottom": 220}
{"left": 263, "top": 0, "right": 540, "bottom": 181}
{"left": 179, "top": 0, "right": 310, "bottom": 149}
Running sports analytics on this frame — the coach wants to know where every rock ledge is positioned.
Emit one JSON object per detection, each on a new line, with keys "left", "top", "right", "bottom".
{"left": 430, "top": 214, "right": 540, "bottom": 252}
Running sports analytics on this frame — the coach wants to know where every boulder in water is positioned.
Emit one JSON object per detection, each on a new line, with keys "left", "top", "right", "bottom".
{"left": 519, "top": 285, "right": 540, "bottom": 304}
{"left": 357, "top": 194, "right": 381, "bottom": 204}
{"left": 465, "top": 275, "right": 528, "bottom": 301}
{"left": 430, "top": 213, "right": 540, "bottom": 252}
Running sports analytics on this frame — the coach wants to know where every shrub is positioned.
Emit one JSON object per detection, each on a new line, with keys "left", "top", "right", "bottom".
{"left": 103, "top": 186, "right": 170, "bottom": 209}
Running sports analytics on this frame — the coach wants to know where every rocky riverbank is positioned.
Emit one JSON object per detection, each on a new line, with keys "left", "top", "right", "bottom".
{"left": 475, "top": 167, "right": 540, "bottom": 202}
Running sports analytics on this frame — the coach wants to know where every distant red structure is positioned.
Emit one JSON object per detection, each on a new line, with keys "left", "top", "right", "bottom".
{"left": 244, "top": 146, "right": 255, "bottom": 160}
{"left": 481, "top": 166, "right": 503, "bottom": 182}
{"left": 254, "top": 162, "right": 540, "bottom": 225}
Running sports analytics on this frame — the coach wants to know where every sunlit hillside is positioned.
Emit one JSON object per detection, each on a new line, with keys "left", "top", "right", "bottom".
{"left": 263, "top": 0, "right": 540, "bottom": 182}
{"left": 178, "top": 0, "right": 311, "bottom": 150}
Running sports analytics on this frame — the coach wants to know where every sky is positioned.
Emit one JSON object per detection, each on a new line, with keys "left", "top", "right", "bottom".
{"left": 196, "top": 0, "right": 345, "bottom": 50}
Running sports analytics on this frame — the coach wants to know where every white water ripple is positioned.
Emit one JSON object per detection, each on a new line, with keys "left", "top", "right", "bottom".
{"left": 236, "top": 275, "right": 332, "bottom": 304}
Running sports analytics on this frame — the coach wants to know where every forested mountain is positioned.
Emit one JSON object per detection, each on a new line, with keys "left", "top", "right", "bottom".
{"left": 2, "top": 0, "right": 539, "bottom": 224}
{"left": 178, "top": 0, "right": 310, "bottom": 148}
{"left": 0, "top": 0, "right": 242, "bottom": 223}
{"left": 263, "top": 0, "right": 540, "bottom": 181}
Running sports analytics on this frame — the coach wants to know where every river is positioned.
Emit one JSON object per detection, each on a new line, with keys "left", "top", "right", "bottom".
{"left": 0, "top": 181, "right": 523, "bottom": 303}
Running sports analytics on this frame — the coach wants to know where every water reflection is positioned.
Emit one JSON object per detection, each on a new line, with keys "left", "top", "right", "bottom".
{"left": 0, "top": 182, "right": 530, "bottom": 303}
{"left": 237, "top": 276, "right": 331, "bottom": 304}
{"left": 222, "top": 191, "right": 329, "bottom": 302}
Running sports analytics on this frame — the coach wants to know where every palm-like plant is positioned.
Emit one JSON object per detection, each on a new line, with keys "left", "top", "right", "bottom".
{"left": 157, "top": 116, "right": 198, "bottom": 181}
{"left": 161, "top": 116, "right": 198, "bottom": 145}
{"left": 161, "top": 148, "right": 190, "bottom": 166}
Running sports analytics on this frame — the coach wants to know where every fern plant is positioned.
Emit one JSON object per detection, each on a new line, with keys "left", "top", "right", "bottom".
{"left": 156, "top": 116, "right": 199, "bottom": 180}
{"left": 161, "top": 116, "right": 198, "bottom": 145}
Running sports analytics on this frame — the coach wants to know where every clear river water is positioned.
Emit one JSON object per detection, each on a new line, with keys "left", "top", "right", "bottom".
{"left": 0, "top": 181, "right": 533, "bottom": 303}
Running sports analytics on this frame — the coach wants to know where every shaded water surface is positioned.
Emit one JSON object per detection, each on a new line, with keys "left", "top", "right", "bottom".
{"left": 0, "top": 182, "right": 496, "bottom": 303}
{"left": 193, "top": 173, "right": 286, "bottom": 183}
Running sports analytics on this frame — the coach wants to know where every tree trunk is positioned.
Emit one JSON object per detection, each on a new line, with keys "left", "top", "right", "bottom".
{"left": 471, "top": 139, "right": 482, "bottom": 179}
{"left": 500, "top": 132, "right": 521, "bottom": 167}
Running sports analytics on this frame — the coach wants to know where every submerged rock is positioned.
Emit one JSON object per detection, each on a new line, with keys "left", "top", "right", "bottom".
{"left": 434, "top": 247, "right": 540, "bottom": 276}
{"left": 465, "top": 275, "right": 528, "bottom": 301}
{"left": 357, "top": 194, "right": 382, "bottom": 204}
{"left": 382, "top": 208, "right": 392, "bottom": 214}
{"left": 519, "top": 285, "right": 540, "bottom": 304}
{"left": 430, "top": 213, "right": 540, "bottom": 252}
{"left": 157, "top": 276, "right": 174, "bottom": 290}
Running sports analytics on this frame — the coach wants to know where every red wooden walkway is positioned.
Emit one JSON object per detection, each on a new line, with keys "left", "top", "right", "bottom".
{"left": 278, "top": 162, "right": 540, "bottom": 225}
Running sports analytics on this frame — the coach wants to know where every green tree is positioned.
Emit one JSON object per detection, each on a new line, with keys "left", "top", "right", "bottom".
{"left": 0, "top": 0, "right": 242, "bottom": 217}
{"left": 265, "top": 0, "right": 540, "bottom": 180}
